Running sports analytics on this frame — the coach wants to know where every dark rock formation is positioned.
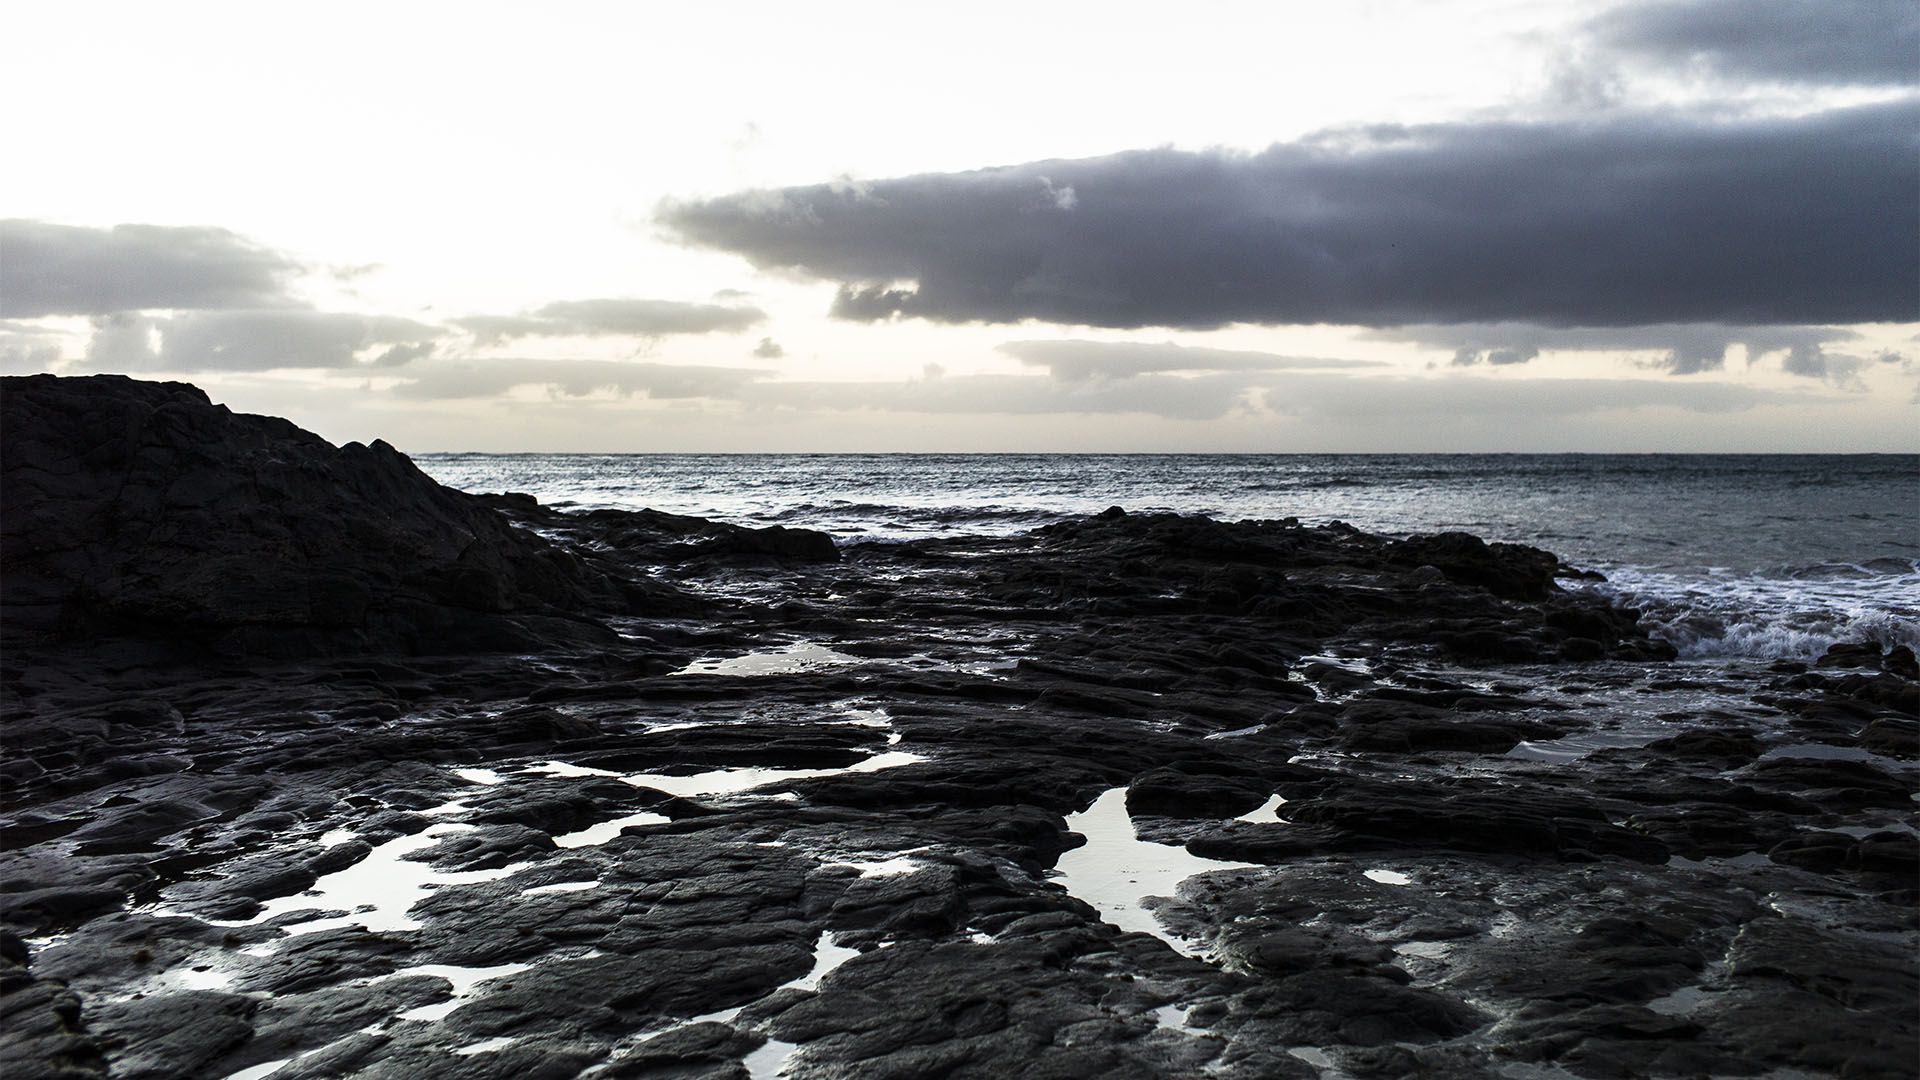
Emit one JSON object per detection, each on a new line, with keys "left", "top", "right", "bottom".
{"left": 1, "top": 374, "right": 624, "bottom": 657}
{"left": 1, "top": 376, "right": 1912, "bottom": 1080}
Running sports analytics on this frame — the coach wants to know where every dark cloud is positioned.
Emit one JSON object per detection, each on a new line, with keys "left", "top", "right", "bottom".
{"left": 83, "top": 311, "right": 442, "bottom": 372}
{"left": 1590, "top": 0, "right": 1920, "bottom": 86}
{"left": 456, "top": 298, "right": 766, "bottom": 344}
{"left": 1451, "top": 347, "right": 1540, "bottom": 367}
{"left": 752, "top": 337, "right": 786, "bottom": 359}
{"left": 996, "top": 339, "right": 1385, "bottom": 381}
{"left": 1372, "top": 322, "right": 1874, "bottom": 376}
{"left": 659, "top": 101, "right": 1916, "bottom": 331}
{"left": 1777, "top": 344, "right": 1906, "bottom": 389}
{"left": 0, "top": 219, "right": 301, "bottom": 318}
{"left": 390, "top": 359, "right": 773, "bottom": 401}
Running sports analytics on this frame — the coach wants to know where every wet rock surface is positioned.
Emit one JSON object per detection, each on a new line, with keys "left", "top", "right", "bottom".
{"left": 2, "top": 376, "right": 1915, "bottom": 1080}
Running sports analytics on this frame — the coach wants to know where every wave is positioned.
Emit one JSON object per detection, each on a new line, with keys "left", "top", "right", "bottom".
{"left": 1586, "top": 560, "right": 1920, "bottom": 661}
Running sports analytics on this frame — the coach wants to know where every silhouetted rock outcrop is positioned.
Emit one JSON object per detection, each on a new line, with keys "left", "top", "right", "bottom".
{"left": 0, "top": 374, "right": 619, "bottom": 657}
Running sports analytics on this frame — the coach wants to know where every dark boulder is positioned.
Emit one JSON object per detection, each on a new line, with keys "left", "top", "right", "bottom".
{"left": 1386, "top": 532, "right": 1562, "bottom": 601}
{"left": 691, "top": 524, "right": 839, "bottom": 563}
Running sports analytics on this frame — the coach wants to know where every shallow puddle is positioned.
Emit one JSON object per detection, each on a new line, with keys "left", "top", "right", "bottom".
{"left": 744, "top": 1037, "right": 802, "bottom": 1079}
{"left": 552, "top": 810, "right": 672, "bottom": 849}
{"left": 1053, "top": 787, "right": 1258, "bottom": 958}
{"left": 672, "top": 642, "right": 860, "bottom": 677}
{"left": 1758, "top": 743, "right": 1878, "bottom": 762}
{"left": 619, "top": 750, "right": 923, "bottom": 799}
{"left": 521, "top": 880, "right": 600, "bottom": 895}
{"left": 829, "top": 855, "right": 925, "bottom": 877}
{"left": 524, "top": 759, "right": 623, "bottom": 778}
{"left": 1234, "top": 794, "right": 1287, "bottom": 822}
{"left": 1507, "top": 730, "right": 1660, "bottom": 762}
{"left": 223, "top": 1056, "right": 296, "bottom": 1080}
{"left": 392, "top": 961, "right": 533, "bottom": 1022}
{"left": 249, "top": 822, "right": 514, "bottom": 937}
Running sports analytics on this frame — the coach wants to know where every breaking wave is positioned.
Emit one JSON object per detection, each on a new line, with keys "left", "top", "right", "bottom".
{"left": 1586, "top": 560, "right": 1920, "bottom": 660}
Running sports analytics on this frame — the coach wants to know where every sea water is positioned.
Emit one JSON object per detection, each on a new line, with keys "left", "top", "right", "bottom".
{"left": 416, "top": 453, "right": 1919, "bottom": 661}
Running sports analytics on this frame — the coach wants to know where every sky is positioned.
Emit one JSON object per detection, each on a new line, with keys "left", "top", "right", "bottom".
{"left": 3, "top": 0, "right": 1916, "bottom": 452}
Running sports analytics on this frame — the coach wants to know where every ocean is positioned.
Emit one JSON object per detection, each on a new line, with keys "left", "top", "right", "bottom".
{"left": 415, "top": 453, "right": 1920, "bottom": 662}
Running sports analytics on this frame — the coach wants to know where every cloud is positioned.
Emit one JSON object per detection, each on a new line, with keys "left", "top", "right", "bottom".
{"left": 734, "top": 372, "right": 1260, "bottom": 421}
{"left": 382, "top": 350, "right": 1269, "bottom": 420}
{"left": 1451, "top": 347, "right": 1540, "bottom": 367}
{"left": 996, "top": 339, "right": 1385, "bottom": 381}
{"left": 659, "top": 100, "right": 1916, "bottom": 331}
{"left": 740, "top": 368, "right": 1806, "bottom": 423}
{"left": 0, "top": 219, "right": 301, "bottom": 318}
{"left": 1261, "top": 372, "right": 1803, "bottom": 420}
{"left": 1589, "top": 0, "right": 1920, "bottom": 86}
{"left": 0, "top": 321, "right": 66, "bottom": 373}
{"left": 1371, "top": 321, "right": 1879, "bottom": 376}
{"left": 752, "top": 337, "right": 786, "bottom": 359}
{"left": 368, "top": 323, "right": 1830, "bottom": 424}
{"left": 455, "top": 298, "right": 767, "bottom": 344}
{"left": 83, "top": 310, "right": 442, "bottom": 372}
{"left": 390, "top": 358, "right": 773, "bottom": 400}
{"left": 1776, "top": 343, "right": 1908, "bottom": 390}
{"left": 751, "top": 372, "right": 1267, "bottom": 420}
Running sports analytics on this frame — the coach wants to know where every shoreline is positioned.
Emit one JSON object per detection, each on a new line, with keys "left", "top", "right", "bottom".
{"left": 2, "top": 375, "right": 1915, "bottom": 1080}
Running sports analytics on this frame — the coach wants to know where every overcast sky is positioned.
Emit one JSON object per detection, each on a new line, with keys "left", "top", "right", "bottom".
{"left": 4, "top": 0, "right": 1915, "bottom": 451}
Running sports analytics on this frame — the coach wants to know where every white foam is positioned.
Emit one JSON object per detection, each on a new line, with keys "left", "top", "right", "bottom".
{"left": 1583, "top": 564, "right": 1920, "bottom": 661}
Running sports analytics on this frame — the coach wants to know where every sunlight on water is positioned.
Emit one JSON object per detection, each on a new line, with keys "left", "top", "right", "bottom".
{"left": 420, "top": 453, "right": 1919, "bottom": 663}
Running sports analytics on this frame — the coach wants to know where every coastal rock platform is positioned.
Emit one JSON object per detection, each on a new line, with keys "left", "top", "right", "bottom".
{"left": 3, "top": 376, "right": 1915, "bottom": 1080}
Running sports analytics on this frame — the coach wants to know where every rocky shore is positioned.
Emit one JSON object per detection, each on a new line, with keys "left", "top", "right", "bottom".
{"left": 3, "top": 375, "right": 1915, "bottom": 1080}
